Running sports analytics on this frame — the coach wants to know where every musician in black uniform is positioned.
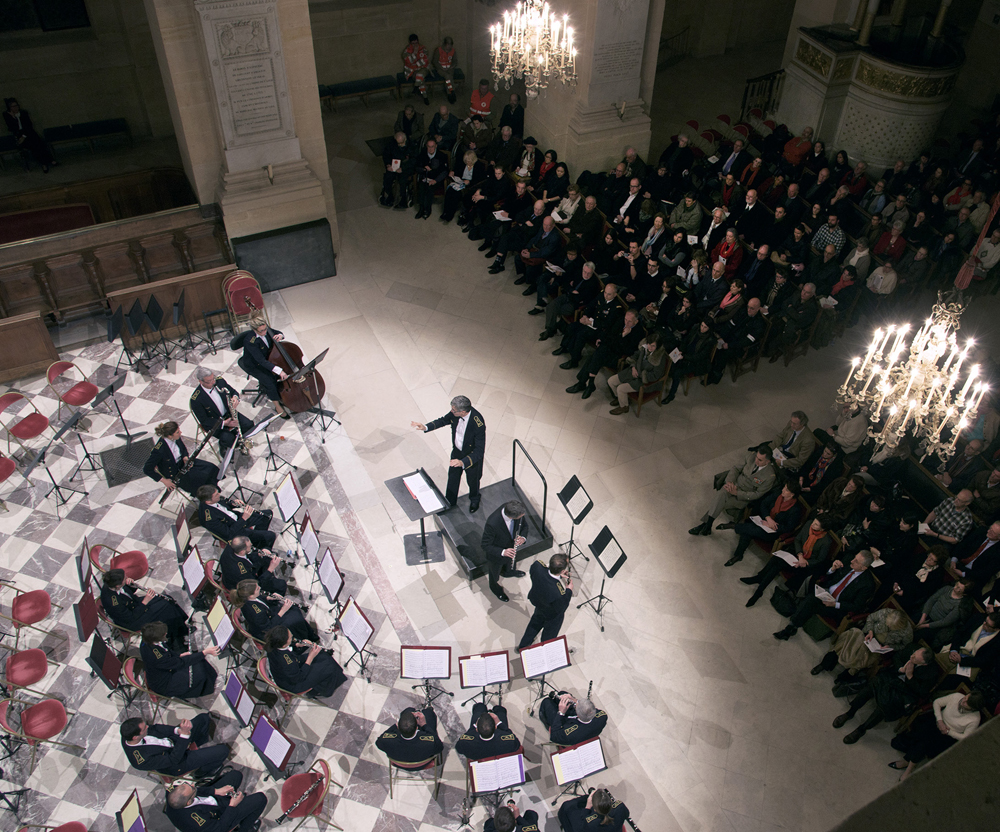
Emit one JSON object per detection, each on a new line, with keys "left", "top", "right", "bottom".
{"left": 218, "top": 535, "right": 286, "bottom": 595}
{"left": 539, "top": 691, "right": 608, "bottom": 745}
{"left": 100, "top": 569, "right": 189, "bottom": 646}
{"left": 140, "top": 621, "right": 219, "bottom": 699}
{"left": 375, "top": 706, "right": 444, "bottom": 763}
{"left": 165, "top": 770, "right": 267, "bottom": 832}
{"left": 120, "top": 714, "right": 228, "bottom": 777}
{"left": 455, "top": 704, "right": 521, "bottom": 760}
{"left": 191, "top": 368, "right": 254, "bottom": 455}
{"left": 411, "top": 395, "right": 486, "bottom": 512}
{"left": 230, "top": 579, "right": 316, "bottom": 642}
{"left": 197, "top": 485, "right": 276, "bottom": 549}
{"left": 143, "top": 421, "right": 219, "bottom": 496}
{"left": 486, "top": 802, "right": 539, "bottom": 832}
{"left": 558, "top": 788, "right": 629, "bottom": 832}
{"left": 240, "top": 314, "right": 292, "bottom": 419}
{"left": 517, "top": 553, "right": 573, "bottom": 650}
{"left": 264, "top": 625, "right": 347, "bottom": 699}
{"left": 481, "top": 500, "right": 527, "bottom": 602}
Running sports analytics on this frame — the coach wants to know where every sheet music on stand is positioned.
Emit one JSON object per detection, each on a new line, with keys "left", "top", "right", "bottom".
{"left": 400, "top": 645, "right": 451, "bottom": 680}
{"left": 223, "top": 670, "right": 256, "bottom": 727}
{"left": 469, "top": 752, "right": 526, "bottom": 794}
{"left": 250, "top": 713, "right": 295, "bottom": 773}
{"left": 402, "top": 471, "right": 446, "bottom": 513}
{"left": 339, "top": 596, "right": 374, "bottom": 653}
{"left": 274, "top": 472, "right": 303, "bottom": 523}
{"left": 300, "top": 513, "right": 320, "bottom": 565}
{"left": 519, "top": 635, "right": 570, "bottom": 679}
{"left": 246, "top": 414, "right": 279, "bottom": 440}
{"left": 180, "top": 544, "right": 207, "bottom": 597}
{"left": 205, "top": 597, "right": 235, "bottom": 651}
{"left": 551, "top": 737, "right": 607, "bottom": 785}
{"left": 219, "top": 443, "right": 237, "bottom": 481}
{"left": 458, "top": 651, "right": 510, "bottom": 688}
{"left": 116, "top": 790, "right": 147, "bottom": 832}
{"left": 318, "top": 548, "right": 345, "bottom": 605}
{"left": 173, "top": 508, "right": 191, "bottom": 559}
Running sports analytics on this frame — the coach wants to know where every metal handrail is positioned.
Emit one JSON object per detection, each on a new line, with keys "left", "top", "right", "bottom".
{"left": 511, "top": 439, "right": 548, "bottom": 535}
{"left": 739, "top": 68, "right": 785, "bottom": 122}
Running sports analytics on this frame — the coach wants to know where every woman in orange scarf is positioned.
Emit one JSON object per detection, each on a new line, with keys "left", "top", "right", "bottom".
{"left": 740, "top": 516, "right": 833, "bottom": 607}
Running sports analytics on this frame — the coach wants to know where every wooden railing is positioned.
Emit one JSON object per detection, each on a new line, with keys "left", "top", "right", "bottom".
{"left": 740, "top": 68, "right": 786, "bottom": 122}
{"left": 0, "top": 204, "right": 233, "bottom": 323}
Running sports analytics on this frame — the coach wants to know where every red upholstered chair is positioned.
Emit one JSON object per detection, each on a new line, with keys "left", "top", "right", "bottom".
{"left": 257, "top": 656, "right": 311, "bottom": 728}
{"left": 4, "top": 648, "right": 55, "bottom": 697}
{"left": 0, "top": 582, "right": 66, "bottom": 650}
{"left": 0, "top": 392, "right": 52, "bottom": 456}
{"left": 386, "top": 752, "right": 442, "bottom": 799}
{"left": 204, "top": 560, "right": 229, "bottom": 606}
{"left": 95, "top": 596, "right": 140, "bottom": 652}
{"left": 0, "top": 451, "right": 17, "bottom": 510}
{"left": 0, "top": 697, "right": 76, "bottom": 774}
{"left": 89, "top": 543, "right": 150, "bottom": 582}
{"left": 279, "top": 759, "right": 342, "bottom": 832}
{"left": 17, "top": 822, "right": 89, "bottom": 832}
{"left": 122, "top": 657, "right": 178, "bottom": 723}
{"left": 232, "top": 607, "right": 265, "bottom": 655}
{"left": 46, "top": 361, "right": 99, "bottom": 421}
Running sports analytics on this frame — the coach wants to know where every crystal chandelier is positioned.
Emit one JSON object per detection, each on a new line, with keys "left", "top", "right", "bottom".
{"left": 836, "top": 295, "right": 989, "bottom": 463}
{"left": 489, "top": 0, "right": 577, "bottom": 99}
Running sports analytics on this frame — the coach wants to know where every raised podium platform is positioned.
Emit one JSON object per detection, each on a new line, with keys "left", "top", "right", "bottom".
{"left": 434, "top": 440, "right": 554, "bottom": 579}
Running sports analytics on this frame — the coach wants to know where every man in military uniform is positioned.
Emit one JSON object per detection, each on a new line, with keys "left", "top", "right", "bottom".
{"left": 165, "top": 769, "right": 267, "bottom": 832}
{"left": 517, "top": 553, "right": 573, "bottom": 650}
{"left": 375, "top": 706, "right": 444, "bottom": 764}
{"left": 485, "top": 802, "right": 539, "bottom": 832}
{"left": 538, "top": 691, "right": 608, "bottom": 746}
{"left": 689, "top": 444, "right": 777, "bottom": 536}
{"left": 120, "top": 714, "right": 228, "bottom": 777}
{"left": 196, "top": 485, "right": 276, "bottom": 549}
{"left": 218, "top": 535, "right": 286, "bottom": 595}
{"left": 412, "top": 395, "right": 486, "bottom": 513}
{"left": 455, "top": 704, "right": 521, "bottom": 761}
{"left": 144, "top": 421, "right": 219, "bottom": 496}
{"left": 190, "top": 368, "right": 254, "bottom": 455}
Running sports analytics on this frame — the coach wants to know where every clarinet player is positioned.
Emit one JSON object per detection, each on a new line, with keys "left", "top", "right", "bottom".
{"left": 144, "top": 421, "right": 219, "bottom": 496}
{"left": 481, "top": 499, "right": 527, "bottom": 602}
{"left": 190, "top": 368, "right": 254, "bottom": 455}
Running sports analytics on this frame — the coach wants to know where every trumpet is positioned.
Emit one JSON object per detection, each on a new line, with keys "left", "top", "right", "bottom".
{"left": 228, "top": 394, "right": 255, "bottom": 455}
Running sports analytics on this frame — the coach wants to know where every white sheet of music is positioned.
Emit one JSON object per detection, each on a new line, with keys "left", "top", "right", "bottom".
{"left": 401, "top": 647, "right": 450, "bottom": 679}
{"left": 263, "top": 729, "right": 290, "bottom": 766}
{"left": 493, "top": 753, "right": 525, "bottom": 788}
{"left": 340, "top": 598, "right": 374, "bottom": 652}
{"left": 319, "top": 550, "right": 343, "bottom": 600}
{"left": 236, "top": 690, "right": 255, "bottom": 724}
{"left": 461, "top": 657, "right": 487, "bottom": 687}
{"left": 566, "top": 488, "right": 589, "bottom": 519}
{"left": 403, "top": 473, "right": 446, "bottom": 513}
{"left": 520, "top": 638, "right": 569, "bottom": 679}
{"left": 553, "top": 738, "right": 606, "bottom": 784}
{"left": 300, "top": 520, "right": 319, "bottom": 565}
{"left": 181, "top": 548, "right": 202, "bottom": 594}
{"left": 274, "top": 473, "right": 302, "bottom": 522}
{"left": 175, "top": 515, "right": 190, "bottom": 554}
{"left": 484, "top": 652, "right": 510, "bottom": 684}
{"left": 471, "top": 759, "right": 499, "bottom": 793}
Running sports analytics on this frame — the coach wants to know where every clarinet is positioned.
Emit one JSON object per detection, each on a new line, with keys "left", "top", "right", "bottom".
{"left": 586, "top": 680, "right": 593, "bottom": 701}
{"left": 266, "top": 592, "right": 308, "bottom": 613}
{"left": 158, "top": 418, "right": 223, "bottom": 506}
{"left": 276, "top": 776, "right": 323, "bottom": 822}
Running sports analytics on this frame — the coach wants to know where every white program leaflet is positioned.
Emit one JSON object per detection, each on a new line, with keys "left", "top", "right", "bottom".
{"left": 956, "top": 664, "right": 973, "bottom": 678}
{"left": 401, "top": 646, "right": 450, "bottom": 679}
{"left": 771, "top": 550, "right": 800, "bottom": 567}
{"left": 814, "top": 586, "right": 836, "bottom": 604}
{"left": 403, "top": 473, "right": 446, "bottom": 513}
{"left": 300, "top": 519, "right": 320, "bottom": 565}
{"left": 181, "top": 548, "right": 203, "bottom": 594}
{"left": 553, "top": 738, "right": 606, "bottom": 784}
{"left": 686, "top": 235, "right": 699, "bottom": 245}
{"left": 340, "top": 598, "right": 374, "bottom": 652}
{"left": 319, "top": 549, "right": 344, "bottom": 602}
{"left": 236, "top": 690, "right": 255, "bottom": 725}
{"left": 918, "top": 522, "right": 932, "bottom": 536}
{"left": 263, "top": 728, "right": 291, "bottom": 767}
{"left": 669, "top": 348, "right": 683, "bottom": 363}
{"left": 871, "top": 557, "right": 885, "bottom": 568}
{"left": 566, "top": 487, "right": 590, "bottom": 520}
{"left": 274, "top": 473, "right": 302, "bottom": 522}
{"left": 865, "top": 638, "right": 893, "bottom": 654}
{"left": 521, "top": 638, "right": 569, "bottom": 679}
{"left": 750, "top": 515, "right": 773, "bottom": 530}
{"left": 493, "top": 211, "right": 513, "bottom": 221}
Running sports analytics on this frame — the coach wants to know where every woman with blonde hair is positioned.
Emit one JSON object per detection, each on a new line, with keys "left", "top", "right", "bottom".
{"left": 241, "top": 313, "right": 292, "bottom": 419}
{"left": 142, "top": 420, "right": 219, "bottom": 494}
{"left": 230, "top": 579, "right": 317, "bottom": 643}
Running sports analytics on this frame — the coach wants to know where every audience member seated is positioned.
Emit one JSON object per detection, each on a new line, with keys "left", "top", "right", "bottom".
{"left": 197, "top": 485, "right": 276, "bottom": 549}
{"left": 486, "top": 125, "right": 522, "bottom": 172}
{"left": 230, "top": 578, "right": 316, "bottom": 642}
{"left": 840, "top": 161, "right": 869, "bottom": 200}
{"left": 557, "top": 788, "right": 629, "bottom": 832}
{"left": 607, "top": 331, "right": 667, "bottom": 416}
{"left": 515, "top": 216, "right": 561, "bottom": 293}
{"left": 375, "top": 706, "right": 444, "bottom": 763}
{"left": 264, "top": 625, "right": 347, "bottom": 699}
{"left": 936, "top": 610, "right": 1000, "bottom": 691}
{"left": 121, "top": 714, "right": 227, "bottom": 778}
{"left": 479, "top": 180, "right": 532, "bottom": 262}
{"left": 663, "top": 318, "right": 716, "bottom": 404}
{"left": 874, "top": 222, "right": 907, "bottom": 262}
{"left": 811, "top": 213, "right": 847, "bottom": 256}
{"left": 780, "top": 125, "right": 814, "bottom": 177}
{"left": 531, "top": 244, "right": 584, "bottom": 314}
{"left": 393, "top": 105, "right": 425, "bottom": 150}
{"left": 3, "top": 97, "right": 55, "bottom": 172}
{"left": 537, "top": 260, "right": 601, "bottom": 341}
{"left": 165, "top": 771, "right": 267, "bottom": 832}
{"left": 963, "top": 398, "right": 1000, "bottom": 449}
{"left": 914, "top": 580, "right": 975, "bottom": 650}
{"left": 860, "top": 179, "right": 890, "bottom": 216}
{"left": 657, "top": 134, "right": 694, "bottom": 199}
{"left": 552, "top": 182, "right": 582, "bottom": 223}
{"left": 566, "top": 308, "right": 643, "bottom": 400}
{"left": 538, "top": 162, "right": 571, "bottom": 210}
{"left": 700, "top": 206, "right": 729, "bottom": 253}
{"left": 380, "top": 132, "right": 415, "bottom": 209}
{"left": 740, "top": 246, "right": 777, "bottom": 300}
{"left": 455, "top": 704, "right": 521, "bottom": 760}
{"left": 499, "top": 93, "right": 524, "bottom": 137}
{"left": 101, "top": 568, "right": 188, "bottom": 646}
{"left": 707, "top": 296, "right": 766, "bottom": 383}
{"left": 807, "top": 244, "right": 841, "bottom": 295}
{"left": 904, "top": 210, "right": 934, "bottom": 248}
{"left": 891, "top": 546, "right": 950, "bottom": 618}
{"left": 468, "top": 78, "right": 495, "bottom": 123}
{"left": 552, "top": 283, "right": 622, "bottom": 369}
{"left": 709, "top": 139, "right": 751, "bottom": 189}
{"left": 688, "top": 444, "right": 776, "bottom": 536}
{"left": 937, "top": 439, "right": 986, "bottom": 490}
{"left": 740, "top": 516, "right": 834, "bottom": 607}
{"left": 810, "top": 474, "right": 866, "bottom": 531}
{"left": 896, "top": 245, "right": 931, "bottom": 294}
{"left": 440, "top": 150, "right": 485, "bottom": 223}
{"left": 668, "top": 193, "right": 702, "bottom": 237}
{"left": 538, "top": 690, "right": 608, "bottom": 744}
{"left": 950, "top": 520, "right": 1000, "bottom": 591}
{"left": 968, "top": 467, "right": 1000, "bottom": 519}
{"left": 839, "top": 494, "right": 892, "bottom": 557}
{"left": 811, "top": 606, "right": 913, "bottom": 683}
{"left": 880, "top": 193, "right": 911, "bottom": 229}
{"left": 922, "top": 490, "right": 976, "bottom": 549}
{"left": 427, "top": 104, "right": 459, "bottom": 152}
{"left": 722, "top": 480, "right": 802, "bottom": 567}
{"left": 889, "top": 690, "right": 984, "bottom": 780}
{"left": 413, "top": 138, "right": 449, "bottom": 219}
{"left": 709, "top": 278, "right": 746, "bottom": 326}
{"left": 797, "top": 443, "right": 842, "bottom": 504}
{"left": 768, "top": 410, "right": 817, "bottom": 474}
{"left": 718, "top": 173, "right": 745, "bottom": 213}
{"left": 456, "top": 115, "right": 492, "bottom": 161}
{"left": 466, "top": 164, "right": 514, "bottom": 236}
{"left": 401, "top": 33, "right": 431, "bottom": 104}
{"left": 140, "top": 621, "right": 219, "bottom": 699}
{"left": 432, "top": 36, "right": 459, "bottom": 103}
{"left": 766, "top": 282, "right": 819, "bottom": 361}
{"left": 802, "top": 168, "right": 833, "bottom": 205}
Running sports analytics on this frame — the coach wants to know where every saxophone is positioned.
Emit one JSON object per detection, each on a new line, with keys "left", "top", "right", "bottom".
{"left": 228, "top": 392, "right": 254, "bottom": 454}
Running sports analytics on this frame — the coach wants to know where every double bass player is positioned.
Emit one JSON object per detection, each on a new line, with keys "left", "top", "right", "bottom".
{"left": 240, "top": 314, "right": 292, "bottom": 420}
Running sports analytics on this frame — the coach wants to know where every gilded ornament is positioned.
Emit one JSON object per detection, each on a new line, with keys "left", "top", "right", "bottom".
{"left": 832, "top": 57, "right": 854, "bottom": 82}
{"left": 856, "top": 60, "right": 957, "bottom": 98}
{"left": 795, "top": 39, "right": 831, "bottom": 77}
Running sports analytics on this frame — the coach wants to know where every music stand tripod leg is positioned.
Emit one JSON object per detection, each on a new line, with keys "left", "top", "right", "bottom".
{"left": 261, "top": 432, "right": 296, "bottom": 486}
{"left": 413, "top": 678, "right": 453, "bottom": 707}
{"left": 562, "top": 524, "right": 589, "bottom": 564}
{"left": 576, "top": 577, "right": 612, "bottom": 632}
{"left": 70, "top": 433, "right": 103, "bottom": 481}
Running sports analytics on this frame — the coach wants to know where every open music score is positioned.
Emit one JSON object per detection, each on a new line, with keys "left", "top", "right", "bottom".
{"left": 173, "top": 507, "right": 191, "bottom": 559}
{"left": 519, "top": 635, "right": 570, "bottom": 680}
{"left": 458, "top": 651, "right": 510, "bottom": 688}
{"left": 338, "top": 596, "right": 374, "bottom": 653}
{"left": 223, "top": 670, "right": 256, "bottom": 727}
{"left": 78, "top": 536, "right": 94, "bottom": 591}
{"left": 469, "top": 751, "right": 526, "bottom": 794}
{"left": 180, "top": 544, "right": 206, "bottom": 598}
{"left": 550, "top": 737, "right": 607, "bottom": 785}
{"left": 274, "top": 471, "right": 303, "bottom": 523}
{"left": 318, "top": 547, "right": 345, "bottom": 605}
{"left": 205, "top": 597, "right": 235, "bottom": 651}
{"left": 400, "top": 645, "right": 451, "bottom": 680}
{"left": 250, "top": 713, "right": 295, "bottom": 772}
{"left": 116, "top": 790, "right": 147, "bottom": 832}
{"left": 299, "top": 512, "right": 320, "bottom": 565}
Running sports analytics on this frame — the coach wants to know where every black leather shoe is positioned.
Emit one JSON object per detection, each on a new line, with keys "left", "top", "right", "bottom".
{"left": 539, "top": 329, "right": 555, "bottom": 340}
{"left": 715, "top": 522, "right": 736, "bottom": 531}
{"left": 469, "top": 502, "right": 480, "bottom": 514}
{"left": 723, "top": 555, "right": 742, "bottom": 567}
{"left": 566, "top": 382, "right": 586, "bottom": 394}
{"left": 513, "top": 276, "right": 527, "bottom": 285}
{"left": 688, "top": 524, "right": 707, "bottom": 536}
{"left": 832, "top": 713, "right": 851, "bottom": 729}
{"left": 488, "top": 263, "right": 506, "bottom": 274}
{"left": 440, "top": 215, "right": 452, "bottom": 224}
{"left": 528, "top": 307, "right": 545, "bottom": 315}
{"left": 552, "top": 346, "right": 568, "bottom": 355}
{"left": 522, "top": 286, "right": 536, "bottom": 296}
{"left": 699, "top": 522, "right": 712, "bottom": 535}
{"left": 581, "top": 382, "right": 595, "bottom": 399}
{"left": 508, "top": 569, "right": 526, "bottom": 578}
{"left": 560, "top": 360, "right": 579, "bottom": 370}
{"left": 415, "top": 210, "right": 425, "bottom": 219}
{"left": 773, "top": 626, "right": 797, "bottom": 641}
{"left": 739, "top": 576, "right": 760, "bottom": 585}
{"left": 810, "top": 664, "right": 826, "bottom": 676}
{"left": 478, "top": 240, "right": 492, "bottom": 251}
{"left": 843, "top": 728, "right": 866, "bottom": 744}
{"left": 492, "top": 587, "right": 510, "bottom": 602}
{"left": 485, "top": 247, "right": 498, "bottom": 258}
{"left": 745, "top": 593, "right": 761, "bottom": 607}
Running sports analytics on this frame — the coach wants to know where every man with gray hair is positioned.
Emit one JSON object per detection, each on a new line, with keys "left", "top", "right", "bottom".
{"left": 190, "top": 368, "right": 254, "bottom": 455}
{"left": 165, "top": 769, "right": 267, "bottom": 832}
{"left": 481, "top": 499, "right": 527, "bottom": 601}
{"left": 539, "top": 689, "right": 608, "bottom": 745}
{"left": 412, "top": 395, "right": 486, "bottom": 513}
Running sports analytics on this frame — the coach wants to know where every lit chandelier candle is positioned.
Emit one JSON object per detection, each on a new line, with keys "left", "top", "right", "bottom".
{"left": 489, "top": 0, "right": 577, "bottom": 97}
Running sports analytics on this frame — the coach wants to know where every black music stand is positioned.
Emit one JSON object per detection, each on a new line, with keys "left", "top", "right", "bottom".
{"left": 94, "top": 373, "right": 146, "bottom": 443}
{"left": 26, "top": 433, "right": 86, "bottom": 510}
{"left": 123, "top": 299, "right": 152, "bottom": 370}
{"left": 577, "top": 526, "right": 627, "bottom": 632}
{"left": 87, "top": 632, "right": 134, "bottom": 709}
{"left": 0, "top": 772, "right": 28, "bottom": 819}
{"left": 400, "top": 645, "right": 453, "bottom": 707}
{"left": 109, "top": 305, "right": 147, "bottom": 375}
{"left": 384, "top": 468, "right": 449, "bottom": 565}
{"left": 144, "top": 294, "right": 173, "bottom": 360}
{"left": 557, "top": 475, "right": 593, "bottom": 566}
{"left": 289, "top": 349, "right": 339, "bottom": 441}
{"left": 173, "top": 288, "right": 210, "bottom": 355}
{"left": 519, "top": 635, "right": 570, "bottom": 716}
{"left": 62, "top": 411, "right": 103, "bottom": 481}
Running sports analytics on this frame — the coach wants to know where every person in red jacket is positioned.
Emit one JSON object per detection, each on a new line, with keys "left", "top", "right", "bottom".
{"left": 469, "top": 78, "right": 495, "bottom": 124}
{"left": 432, "top": 37, "right": 459, "bottom": 104}
{"left": 874, "top": 222, "right": 907, "bottom": 261}
{"left": 711, "top": 228, "right": 744, "bottom": 280}
{"left": 401, "top": 34, "right": 430, "bottom": 104}
{"left": 781, "top": 125, "right": 814, "bottom": 175}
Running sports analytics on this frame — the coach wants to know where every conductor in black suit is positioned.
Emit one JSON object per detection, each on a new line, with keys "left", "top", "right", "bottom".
{"left": 375, "top": 706, "right": 444, "bottom": 763}
{"left": 165, "top": 770, "right": 267, "bottom": 832}
{"left": 218, "top": 535, "right": 286, "bottom": 596}
{"left": 412, "top": 395, "right": 486, "bottom": 513}
{"left": 455, "top": 704, "right": 521, "bottom": 760}
{"left": 241, "top": 314, "right": 292, "bottom": 419}
{"left": 481, "top": 500, "right": 527, "bottom": 602}
{"left": 517, "top": 553, "right": 573, "bottom": 650}
{"left": 143, "top": 421, "right": 219, "bottom": 496}
{"left": 120, "top": 714, "right": 228, "bottom": 777}
{"left": 773, "top": 550, "right": 877, "bottom": 641}
{"left": 197, "top": 485, "right": 276, "bottom": 549}
{"left": 191, "top": 368, "right": 254, "bottom": 455}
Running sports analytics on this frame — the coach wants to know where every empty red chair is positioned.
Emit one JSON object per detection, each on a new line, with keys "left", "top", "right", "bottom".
{"left": 0, "top": 583, "right": 66, "bottom": 650}
{"left": 717, "top": 114, "right": 731, "bottom": 125}
{"left": 685, "top": 119, "right": 699, "bottom": 132}
{"left": 749, "top": 108, "right": 763, "bottom": 119}
{"left": 5, "top": 648, "right": 52, "bottom": 697}
{"left": 89, "top": 543, "right": 150, "bottom": 582}
{"left": 733, "top": 123, "right": 750, "bottom": 139}
{"left": 0, "top": 392, "right": 51, "bottom": 456}
{"left": 280, "top": 759, "right": 342, "bottom": 832}
{"left": 46, "top": 361, "right": 99, "bottom": 421}
{"left": 0, "top": 697, "right": 74, "bottom": 774}
{"left": 764, "top": 119, "right": 776, "bottom": 130}
{"left": 17, "top": 823, "right": 89, "bottom": 832}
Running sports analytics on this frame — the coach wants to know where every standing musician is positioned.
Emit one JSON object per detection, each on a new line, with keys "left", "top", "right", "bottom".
{"left": 218, "top": 536, "right": 287, "bottom": 596}
{"left": 241, "top": 314, "right": 292, "bottom": 420}
{"left": 230, "top": 579, "right": 317, "bottom": 642}
{"left": 144, "top": 421, "right": 219, "bottom": 496}
{"left": 263, "top": 625, "right": 348, "bottom": 699}
{"left": 140, "top": 621, "right": 219, "bottom": 699}
{"left": 100, "top": 568, "right": 189, "bottom": 647}
{"left": 190, "top": 367, "right": 254, "bottom": 455}
{"left": 481, "top": 499, "right": 527, "bottom": 602}
{"left": 411, "top": 394, "right": 486, "bottom": 513}
{"left": 517, "top": 553, "right": 573, "bottom": 650}
{"left": 197, "top": 485, "right": 276, "bottom": 549}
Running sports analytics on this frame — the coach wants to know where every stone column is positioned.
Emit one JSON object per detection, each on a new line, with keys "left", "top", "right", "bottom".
{"left": 930, "top": 0, "right": 953, "bottom": 38}
{"left": 857, "top": 0, "right": 879, "bottom": 47}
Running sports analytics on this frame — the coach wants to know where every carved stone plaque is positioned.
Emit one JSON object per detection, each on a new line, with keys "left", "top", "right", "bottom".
{"left": 588, "top": 0, "right": 651, "bottom": 105}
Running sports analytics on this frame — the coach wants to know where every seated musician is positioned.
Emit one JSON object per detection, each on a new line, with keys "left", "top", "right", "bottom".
{"left": 263, "top": 625, "right": 347, "bottom": 699}
{"left": 197, "top": 485, "right": 276, "bottom": 549}
{"left": 241, "top": 313, "right": 292, "bottom": 420}
{"left": 143, "top": 421, "right": 219, "bottom": 496}
{"left": 100, "top": 568, "right": 188, "bottom": 646}
{"left": 219, "top": 536, "right": 287, "bottom": 596}
{"left": 558, "top": 788, "right": 629, "bottom": 832}
{"left": 139, "top": 621, "right": 219, "bottom": 699}
{"left": 191, "top": 367, "right": 254, "bottom": 455}
{"left": 230, "top": 579, "right": 316, "bottom": 642}
{"left": 455, "top": 704, "right": 521, "bottom": 761}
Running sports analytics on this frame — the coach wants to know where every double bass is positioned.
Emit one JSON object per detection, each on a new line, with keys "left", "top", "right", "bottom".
{"left": 245, "top": 298, "right": 326, "bottom": 414}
